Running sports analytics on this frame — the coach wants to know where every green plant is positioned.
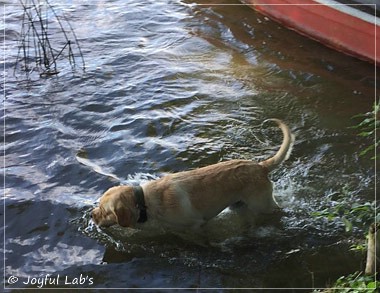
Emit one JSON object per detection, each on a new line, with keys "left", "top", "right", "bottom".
{"left": 311, "top": 187, "right": 376, "bottom": 233}
{"left": 314, "top": 103, "right": 379, "bottom": 293}
{"left": 351, "top": 102, "right": 379, "bottom": 159}
{"left": 329, "top": 272, "right": 377, "bottom": 292}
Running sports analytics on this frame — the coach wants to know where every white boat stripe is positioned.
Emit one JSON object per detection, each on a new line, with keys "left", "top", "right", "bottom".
{"left": 313, "top": 0, "right": 379, "bottom": 25}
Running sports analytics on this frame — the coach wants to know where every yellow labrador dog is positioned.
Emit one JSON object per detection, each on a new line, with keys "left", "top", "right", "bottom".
{"left": 92, "top": 119, "right": 294, "bottom": 230}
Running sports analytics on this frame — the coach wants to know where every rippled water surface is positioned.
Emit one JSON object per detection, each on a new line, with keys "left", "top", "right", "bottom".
{"left": 3, "top": 0, "right": 377, "bottom": 290}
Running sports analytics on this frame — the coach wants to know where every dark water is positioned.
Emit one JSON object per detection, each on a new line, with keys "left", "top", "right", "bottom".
{"left": 3, "top": 0, "right": 377, "bottom": 290}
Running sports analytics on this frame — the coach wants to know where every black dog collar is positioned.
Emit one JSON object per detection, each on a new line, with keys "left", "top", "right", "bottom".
{"left": 133, "top": 186, "right": 147, "bottom": 223}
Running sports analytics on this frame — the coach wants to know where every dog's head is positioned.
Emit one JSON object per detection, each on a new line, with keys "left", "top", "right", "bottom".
{"left": 92, "top": 186, "right": 138, "bottom": 228}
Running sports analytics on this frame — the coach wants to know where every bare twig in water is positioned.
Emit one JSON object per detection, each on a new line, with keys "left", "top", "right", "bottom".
{"left": 15, "top": 0, "right": 85, "bottom": 78}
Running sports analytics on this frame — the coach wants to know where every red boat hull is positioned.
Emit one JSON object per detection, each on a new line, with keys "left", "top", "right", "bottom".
{"left": 242, "top": 0, "right": 379, "bottom": 66}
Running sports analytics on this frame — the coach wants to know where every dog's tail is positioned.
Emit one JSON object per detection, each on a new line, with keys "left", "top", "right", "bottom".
{"left": 259, "top": 119, "right": 295, "bottom": 172}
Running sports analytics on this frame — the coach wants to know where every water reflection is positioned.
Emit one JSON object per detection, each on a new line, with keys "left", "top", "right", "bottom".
{"left": 4, "top": 0, "right": 376, "bottom": 289}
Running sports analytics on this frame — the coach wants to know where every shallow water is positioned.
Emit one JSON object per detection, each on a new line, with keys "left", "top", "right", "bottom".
{"left": 3, "top": 0, "right": 377, "bottom": 290}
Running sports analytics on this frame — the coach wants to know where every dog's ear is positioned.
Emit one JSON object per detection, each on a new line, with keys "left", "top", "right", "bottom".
{"left": 113, "top": 205, "right": 132, "bottom": 227}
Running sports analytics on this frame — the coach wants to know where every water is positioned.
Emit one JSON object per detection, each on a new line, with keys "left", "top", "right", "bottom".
{"left": 3, "top": 0, "right": 377, "bottom": 290}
